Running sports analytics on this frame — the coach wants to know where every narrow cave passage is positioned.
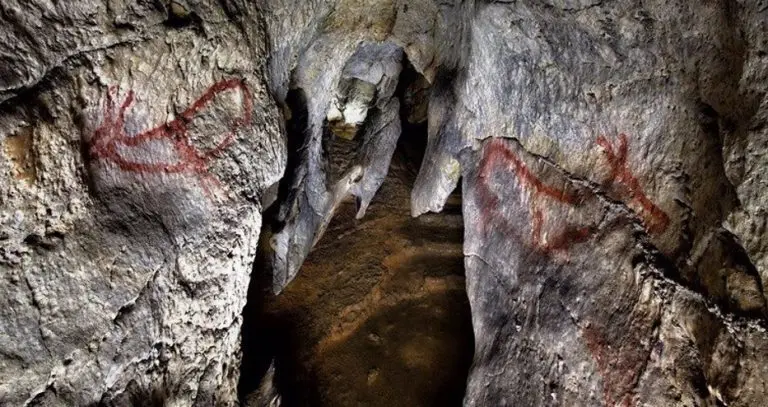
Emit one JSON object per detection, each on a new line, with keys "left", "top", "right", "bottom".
{"left": 240, "top": 130, "right": 474, "bottom": 406}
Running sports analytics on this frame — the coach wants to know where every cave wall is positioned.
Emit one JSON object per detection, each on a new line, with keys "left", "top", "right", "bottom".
{"left": 450, "top": 2, "right": 768, "bottom": 405}
{"left": 0, "top": 1, "right": 284, "bottom": 405}
{"left": 1, "top": 0, "right": 768, "bottom": 406}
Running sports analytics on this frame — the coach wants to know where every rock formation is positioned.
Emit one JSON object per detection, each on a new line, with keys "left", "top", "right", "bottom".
{"left": 249, "top": 155, "right": 472, "bottom": 406}
{"left": 2, "top": 0, "right": 768, "bottom": 406}
{"left": 1, "top": 1, "right": 284, "bottom": 405}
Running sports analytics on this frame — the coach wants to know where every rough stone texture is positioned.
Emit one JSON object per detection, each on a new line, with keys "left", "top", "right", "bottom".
{"left": 425, "top": 1, "right": 768, "bottom": 406}
{"left": 725, "top": 1, "right": 768, "bottom": 311}
{"left": 0, "top": 1, "right": 284, "bottom": 405}
{"left": 259, "top": 0, "right": 768, "bottom": 405}
{"left": 3, "top": 0, "right": 768, "bottom": 406}
{"left": 261, "top": 0, "right": 447, "bottom": 293}
{"left": 265, "top": 37, "right": 406, "bottom": 291}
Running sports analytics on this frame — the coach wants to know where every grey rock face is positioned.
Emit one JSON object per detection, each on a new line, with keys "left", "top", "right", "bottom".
{"left": 1, "top": 1, "right": 284, "bottom": 405}
{"left": 427, "top": 1, "right": 768, "bottom": 406}
{"left": 266, "top": 39, "right": 405, "bottom": 292}
{"left": 2, "top": 0, "right": 768, "bottom": 406}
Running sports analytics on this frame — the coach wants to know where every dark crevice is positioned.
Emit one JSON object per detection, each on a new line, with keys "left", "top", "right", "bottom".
{"left": 265, "top": 87, "right": 311, "bottom": 231}
{"left": 238, "top": 86, "right": 312, "bottom": 404}
{"left": 237, "top": 230, "right": 280, "bottom": 404}
{"left": 395, "top": 59, "right": 430, "bottom": 185}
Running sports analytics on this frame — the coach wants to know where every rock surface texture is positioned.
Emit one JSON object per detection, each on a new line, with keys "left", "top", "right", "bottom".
{"left": 2, "top": 0, "right": 768, "bottom": 406}
{"left": 0, "top": 1, "right": 285, "bottom": 405}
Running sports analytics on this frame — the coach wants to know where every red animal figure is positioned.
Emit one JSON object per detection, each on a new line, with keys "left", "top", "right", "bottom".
{"left": 89, "top": 78, "right": 253, "bottom": 198}
{"left": 476, "top": 136, "right": 666, "bottom": 405}
{"left": 476, "top": 138, "right": 593, "bottom": 255}
{"left": 596, "top": 133, "right": 670, "bottom": 234}
{"left": 476, "top": 134, "right": 670, "bottom": 255}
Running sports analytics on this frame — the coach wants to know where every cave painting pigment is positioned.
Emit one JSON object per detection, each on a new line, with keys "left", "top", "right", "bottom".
{"left": 596, "top": 133, "right": 670, "bottom": 234}
{"left": 477, "top": 136, "right": 666, "bottom": 406}
{"left": 476, "top": 134, "right": 669, "bottom": 255}
{"left": 89, "top": 78, "right": 253, "bottom": 197}
{"left": 476, "top": 138, "right": 593, "bottom": 255}
{"left": 582, "top": 323, "right": 652, "bottom": 407}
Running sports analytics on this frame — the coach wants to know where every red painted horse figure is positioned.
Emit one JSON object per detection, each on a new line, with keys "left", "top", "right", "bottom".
{"left": 90, "top": 78, "right": 253, "bottom": 198}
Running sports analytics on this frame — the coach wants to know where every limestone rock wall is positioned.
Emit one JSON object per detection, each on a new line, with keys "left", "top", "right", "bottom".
{"left": 430, "top": 1, "right": 768, "bottom": 406}
{"left": 2, "top": 0, "right": 768, "bottom": 406}
{"left": 0, "top": 1, "right": 284, "bottom": 405}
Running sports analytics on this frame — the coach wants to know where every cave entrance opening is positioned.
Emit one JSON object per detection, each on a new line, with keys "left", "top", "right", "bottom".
{"left": 239, "top": 62, "right": 475, "bottom": 403}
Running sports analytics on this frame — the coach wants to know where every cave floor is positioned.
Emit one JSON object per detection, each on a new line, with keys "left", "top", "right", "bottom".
{"left": 263, "top": 155, "right": 474, "bottom": 406}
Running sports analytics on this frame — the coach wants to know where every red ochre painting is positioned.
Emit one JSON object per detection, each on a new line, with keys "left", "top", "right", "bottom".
{"left": 476, "top": 137, "right": 592, "bottom": 255}
{"left": 476, "top": 135, "right": 667, "bottom": 407}
{"left": 596, "top": 133, "right": 670, "bottom": 234}
{"left": 582, "top": 323, "right": 651, "bottom": 407}
{"left": 476, "top": 134, "right": 669, "bottom": 255}
{"left": 89, "top": 78, "right": 253, "bottom": 197}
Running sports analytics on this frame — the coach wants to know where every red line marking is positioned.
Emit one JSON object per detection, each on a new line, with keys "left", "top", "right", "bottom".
{"left": 89, "top": 79, "right": 253, "bottom": 197}
{"left": 476, "top": 137, "right": 665, "bottom": 404}
{"left": 476, "top": 134, "right": 670, "bottom": 255}
{"left": 479, "top": 138, "right": 580, "bottom": 206}
{"left": 542, "top": 225, "right": 593, "bottom": 252}
{"left": 531, "top": 209, "right": 544, "bottom": 248}
{"left": 476, "top": 138, "right": 591, "bottom": 255}
{"left": 582, "top": 321, "right": 657, "bottom": 407}
{"left": 596, "top": 134, "right": 670, "bottom": 234}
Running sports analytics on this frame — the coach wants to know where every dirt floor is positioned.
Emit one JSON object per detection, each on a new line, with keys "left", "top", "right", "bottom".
{"left": 244, "top": 147, "right": 474, "bottom": 406}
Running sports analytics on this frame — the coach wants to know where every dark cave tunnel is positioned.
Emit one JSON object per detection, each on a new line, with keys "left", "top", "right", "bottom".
{"left": 238, "top": 61, "right": 475, "bottom": 406}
